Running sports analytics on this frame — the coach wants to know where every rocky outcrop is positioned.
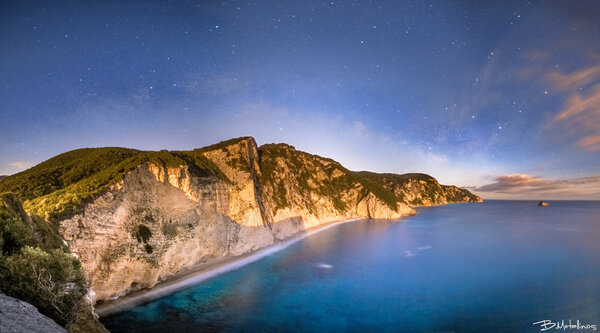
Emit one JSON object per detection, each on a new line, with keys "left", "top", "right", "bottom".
{"left": 0, "top": 293, "right": 67, "bottom": 333}
{"left": 358, "top": 172, "right": 482, "bottom": 205}
{"left": 258, "top": 144, "right": 414, "bottom": 234}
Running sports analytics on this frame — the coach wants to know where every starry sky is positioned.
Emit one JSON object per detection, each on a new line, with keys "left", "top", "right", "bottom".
{"left": 1, "top": 0, "right": 600, "bottom": 199}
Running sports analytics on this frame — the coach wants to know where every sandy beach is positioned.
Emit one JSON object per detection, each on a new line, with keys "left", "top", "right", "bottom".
{"left": 95, "top": 218, "right": 365, "bottom": 317}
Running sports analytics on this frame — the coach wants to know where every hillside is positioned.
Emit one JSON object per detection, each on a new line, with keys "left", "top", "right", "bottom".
{"left": 0, "top": 138, "right": 480, "bottom": 224}
{"left": 357, "top": 172, "right": 482, "bottom": 206}
{"left": 0, "top": 137, "right": 480, "bottom": 332}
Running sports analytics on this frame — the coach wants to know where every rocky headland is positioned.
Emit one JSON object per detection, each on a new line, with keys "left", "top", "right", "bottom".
{"left": 0, "top": 137, "right": 481, "bottom": 331}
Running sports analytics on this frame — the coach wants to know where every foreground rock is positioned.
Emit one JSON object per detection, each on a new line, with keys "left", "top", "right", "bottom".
{"left": 0, "top": 293, "right": 66, "bottom": 333}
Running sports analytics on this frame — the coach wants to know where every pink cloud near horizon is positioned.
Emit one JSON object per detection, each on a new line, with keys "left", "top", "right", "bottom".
{"left": 472, "top": 173, "right": 600, "bottom": 199}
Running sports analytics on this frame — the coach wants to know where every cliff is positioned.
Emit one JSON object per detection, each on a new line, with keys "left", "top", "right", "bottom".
{"left": 357, "top": 172, "right": 483, "bottom": 206}
{"left": 0, "top": 137, "right": 481, "bottom": 330}
{"left": 55, "top": 138, "right": 420, "bottom": 301}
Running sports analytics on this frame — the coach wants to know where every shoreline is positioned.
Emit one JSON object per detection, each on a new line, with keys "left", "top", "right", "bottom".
{"left": 95, "top": 217, "right": 369, "bottom": 317}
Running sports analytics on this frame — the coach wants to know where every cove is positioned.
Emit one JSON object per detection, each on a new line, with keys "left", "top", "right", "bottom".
{"left": 101, "top": 201, "right": 600, "bottom": 332}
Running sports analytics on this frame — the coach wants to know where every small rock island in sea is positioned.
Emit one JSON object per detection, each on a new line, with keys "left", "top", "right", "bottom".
{"left": 538, "top": 201, "right": 550, "bottom": 206}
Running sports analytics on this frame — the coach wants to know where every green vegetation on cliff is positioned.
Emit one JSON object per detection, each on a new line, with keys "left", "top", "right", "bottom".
{"left": 258, "top": 143, "right": 401, "bottom": 212}
{"left": 0, "top": 193, "right": 96, "bottom": 329}
{"left": 0, "top": 139, "right": 248, "bottom": 222}
{"left": 0, "top": 148, "right": 143, "bottom": 221}
{"left": 358, "top": 171, "right": 481, "bottom": 205}
{"left": 0, "top": 148, "right": 140, "bottom": 202}
{"left": 0, "top": 137, "right": 479, "bottom": 223}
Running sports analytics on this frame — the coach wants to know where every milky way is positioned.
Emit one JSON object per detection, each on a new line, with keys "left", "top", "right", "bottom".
{"left": 1, "top": 1, "right": 599, "bottom": 199}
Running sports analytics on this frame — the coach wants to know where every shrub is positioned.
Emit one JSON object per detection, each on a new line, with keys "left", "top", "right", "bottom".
{"left": 162, "top": 223, "right": 178, "bottom": 238}
{"left": 0, "top": 246, "right": 86, "bottom": 325}
{"left": 0, "top": 194, "right": 88, "bottom": 327}
{"left": 144, "top": 244, "right": 153, "bottom": 254}
{"left": 135, "top": 225, "right": 152, "bottom": 243}
{"left": 0, "top": 215, "right": 34, "bottom": 255}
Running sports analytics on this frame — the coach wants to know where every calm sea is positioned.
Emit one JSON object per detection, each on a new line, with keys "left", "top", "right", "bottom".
{"left": 101, "top": 200, "right": 600, "bottom": 332}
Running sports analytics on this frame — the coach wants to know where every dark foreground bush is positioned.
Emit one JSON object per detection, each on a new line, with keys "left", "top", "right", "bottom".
{"left": 0, "top": 193, "right": 102, "bottom": 330}
{"left": 0, "top": 246, "right": 86, "bottom": 325}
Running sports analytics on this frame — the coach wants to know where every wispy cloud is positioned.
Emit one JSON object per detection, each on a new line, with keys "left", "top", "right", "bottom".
{"left": 524, "top": 49, "right": 552, "bottom": 63}
{"left": 475, "top": 174, "right": 560, "bottom": 193}
{"left": 473, "top": 173, "right": 600, "bottom": 198}
{"left": 546, "top": 65, "right": 600, "bottom": 91}
{"left": 553, "top": 85, "right": 600, "bottom": 151}
{"left": 8, "top": 161, "right": 34, "bottom": 170}
{"left": 547, "top": 62, "right": 600, "bottom": 151}
{"left": 514, "top": 43, "right": 600, "bottom": 152}
{"left": 1, "top": 161, "right": 35, "bottom": 174}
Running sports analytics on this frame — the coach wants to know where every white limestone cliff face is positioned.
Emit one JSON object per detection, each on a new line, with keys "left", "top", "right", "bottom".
{"left": 59, "top": 164, "right": 232, "bottom": 301}
{"left": 58, "top": 138, "right": 418, "bottom": 303}
{"left": 200, "top": 138, "right": 274, "bottom": 255}
{"left": 258, "top": 145, "right": 415, "bottom": 239}
{"left": 397, "top": 179, "right": 452, "bottom": 206}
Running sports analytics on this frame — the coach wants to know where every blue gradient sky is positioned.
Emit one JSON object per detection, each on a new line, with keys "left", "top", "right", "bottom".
{"left": 1, "top": 1, "right": 599, "bottom": 199}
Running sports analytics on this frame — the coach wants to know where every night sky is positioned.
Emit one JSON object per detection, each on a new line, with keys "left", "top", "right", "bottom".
{"left": 1, "top": 1, "right": 599, "bottom": 199}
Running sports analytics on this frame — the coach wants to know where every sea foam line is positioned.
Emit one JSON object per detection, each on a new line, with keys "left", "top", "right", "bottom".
{"left": 96, "top": 218, "right": 362, "bottom": 317}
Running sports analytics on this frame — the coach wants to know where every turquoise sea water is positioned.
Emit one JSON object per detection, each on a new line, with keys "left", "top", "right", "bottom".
{"left": 101, "top": 201, "right": 600, "bottom": 332}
